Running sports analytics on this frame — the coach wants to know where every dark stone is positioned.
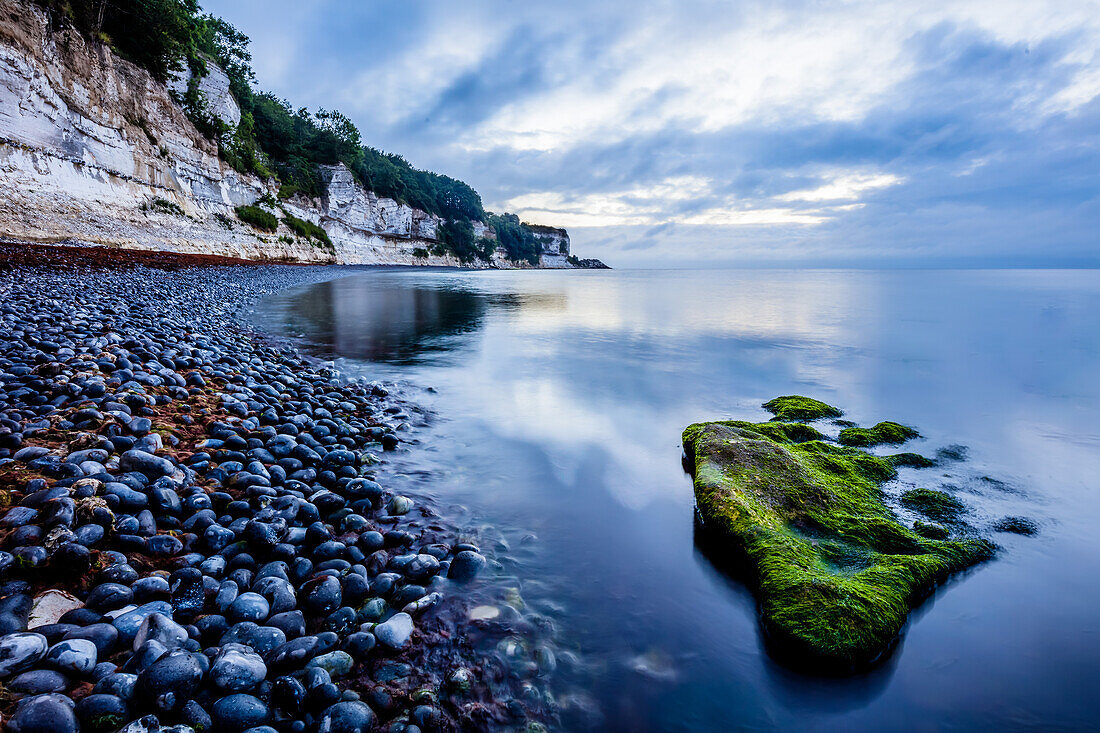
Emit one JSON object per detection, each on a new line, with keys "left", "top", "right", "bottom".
{"left": 211, "top": 693, "right": 270, "bottom": 733}
{"left": 8, "top": 693, "right": 78, "bottom": 733}
{"left": 135, "top": 649, "right": 204, "bottom": 713}
{"left": 75, "top": 694, "right": 129, "bottom": 733}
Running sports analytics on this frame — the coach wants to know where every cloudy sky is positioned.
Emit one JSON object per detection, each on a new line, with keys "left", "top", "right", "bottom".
{"left": 203, "top": 0, "right": 1100, "bottom": 267}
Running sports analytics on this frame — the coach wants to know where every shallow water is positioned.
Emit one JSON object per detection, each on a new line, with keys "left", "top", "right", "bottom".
{"left": 257, "top": 268, "right": 1100, "bottom": 731}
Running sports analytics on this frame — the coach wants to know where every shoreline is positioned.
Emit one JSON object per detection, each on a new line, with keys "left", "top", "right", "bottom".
{"left": 0, "top": 245, "right": 543, "bottom": 732}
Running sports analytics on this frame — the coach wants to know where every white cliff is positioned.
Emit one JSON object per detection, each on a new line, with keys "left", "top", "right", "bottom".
{"left": 0, "top": 0, "right": 587, "bottom": 267}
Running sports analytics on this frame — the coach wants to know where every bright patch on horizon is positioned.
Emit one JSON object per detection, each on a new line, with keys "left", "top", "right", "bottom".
{"left": 778, "top": 172, "right": 904, "bottom": 203}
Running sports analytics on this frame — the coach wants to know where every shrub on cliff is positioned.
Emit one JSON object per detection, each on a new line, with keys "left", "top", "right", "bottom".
{"left": 235, "top": 205, "right": 277, "bottom": 232}
{"left": 282, "top": 213, "right": 332, "bottom": 249}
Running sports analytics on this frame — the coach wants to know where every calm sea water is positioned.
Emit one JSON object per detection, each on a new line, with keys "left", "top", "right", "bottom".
{"left": 257, "top": 268, "right": 1100, "bottom": 731}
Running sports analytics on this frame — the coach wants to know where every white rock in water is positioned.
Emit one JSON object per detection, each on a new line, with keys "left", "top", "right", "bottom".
{"left": 468, "top": 605, "right": 500, "bottom": 622}
{"left": 28, "top": 590, "right": 83, "bottom": 628}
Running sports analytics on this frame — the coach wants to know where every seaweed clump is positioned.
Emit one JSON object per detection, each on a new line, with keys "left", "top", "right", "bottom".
{"left": 913, "top": 521, "right": 949, "bottom": 540}
{"left": 839, "top": 421, "right": 920, "bottom": 447}
{"left": 900, "top": 488, "right": 964, "bottom": 522}
{"left": 762, "top": 396, "right": 843, "bottom": 422}
{"left": 888, "top": 452, "right": 936, "bottom": 468}
{"left": 682, "top": 406, "right": 993, "bottom": 673}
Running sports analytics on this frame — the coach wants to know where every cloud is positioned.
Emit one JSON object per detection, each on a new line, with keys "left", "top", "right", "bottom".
{"left": 200, "top": 0, "right": 1100, "bottom": 266}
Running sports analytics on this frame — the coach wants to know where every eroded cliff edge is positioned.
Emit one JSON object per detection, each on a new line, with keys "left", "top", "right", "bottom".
{"left": 0, "top": 0, "right": 595, "bottom": 267}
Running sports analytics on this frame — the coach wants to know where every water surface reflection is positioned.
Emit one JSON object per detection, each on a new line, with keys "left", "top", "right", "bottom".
{"left": 259, "top": 268, "right": 1100, "bottom": 731}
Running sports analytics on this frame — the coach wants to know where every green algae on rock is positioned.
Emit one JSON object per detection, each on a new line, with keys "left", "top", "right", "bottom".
{"left": 838, "top": 421, "right": 920, "bottom": 447}
{"left": 682, "top": 414, "right": 993, "bottom": 673}
{"left": 887, "top": 452, "right": 937, "bottom": 468}
{"left": 913, "top": 520, "right": 950, "bottom": 540}
{"left": 761, "top": 395, "right": 843, "bottom": 422}
{"left": 900, "top": 488, "right": 965, "bottom": 522}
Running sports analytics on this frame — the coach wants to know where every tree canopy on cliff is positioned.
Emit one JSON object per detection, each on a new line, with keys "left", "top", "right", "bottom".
{"left": 35, "top": 0, "right": 487, "bottom": 221}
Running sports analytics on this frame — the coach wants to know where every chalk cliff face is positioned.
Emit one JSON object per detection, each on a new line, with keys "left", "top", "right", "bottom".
{"left": 0, "top": 0, "right": 590, "bottom": 267}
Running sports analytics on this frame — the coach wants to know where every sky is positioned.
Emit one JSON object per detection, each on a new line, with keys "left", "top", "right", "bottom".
{"left": 202, "top": 0, "right": 1100, "bottom": 268}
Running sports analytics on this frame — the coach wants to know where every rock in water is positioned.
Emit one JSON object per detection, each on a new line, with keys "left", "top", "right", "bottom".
{"left": 448, "top": 551, "right": 486, "bottom": 581}
{"left": 681, "top": 403, "right": 993, "bottom": 672}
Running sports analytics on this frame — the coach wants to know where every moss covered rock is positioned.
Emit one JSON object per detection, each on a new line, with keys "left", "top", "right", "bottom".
{"left": 900, "top": 488, "right": 964, "bottom": 522}
{"left": 888, "top": 452, "right": 936, "bottom": 468}
{"left": 761, "top": 396, "right": 843, "bottom": 422}
{"left": 838, "top": 421, "right": 920, "bottom": 447}
{"left": 913, "top": 520, "right": 949, "bottom": 540}
{"left": 682, "top": 415, "right": 992, "bottom": 673}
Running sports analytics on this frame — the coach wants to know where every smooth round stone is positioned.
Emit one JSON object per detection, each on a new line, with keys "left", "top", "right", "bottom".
{"left": 356, "top": 534, "right": 384, "bottom": 557}
{"left": 147, "top": 534, "right": 184, "bottom": 556}
{"left": 215, "top": 580, "right": 240, "bottom": 614}
{"left": 85, "top": 583, "right": 133, "bottom": 611}
{"left": 75, "top": 693, "right": 129, "bottom": 733}
{"left": 169, "top": 569, "right": 205, "bottom": 619}
{"left": 44, "top": 638, "right": 97, "bottom": 675}
{"left": 221, "top": 623, "right": 286, "bottom": 656}
{"left": 386, "top": 496, "right": 412, "bottom": 516}
{"left": 448, "top": 551, "right": 487, "bottom": 581}
{"left": 134, "top": 613, "right": 188, "bottom": 651}
{"left": 271, "top": 675, "right": 305, "bottom": 714}
{"left": 8, "top": 668, "right": 69, "bottom": 694}
{"left": 130, "top": 638, "right": 169, "bottom": 673}
{"left": 373, "top": 613, "right": 413, "bottom": 650}
{"left": 322, "top": 607, "right": 358, "bottom": 636}
{"left": 118, "top": 450, "right": 176, "bottom": 480}
{"left": 228, "top": 593, "right": 270, "bottom": 623}
{"left": 98, "top": 563, "right": 139, "bottom": 586}
{"left": 302, "top": 576, "right": 341, "bottom": 616}
{"left": 8, "top": 693, "right": 77, "bottom": 733}
{"left": 318, "top": 701, "right": 376, "bottom": 733}
{"left": 129, "top": 418, "right": 153, "bottom": 436}
{"left": 131, "top": 576, "right": 171, "bottom": 602}
{"left": 341, "top": 632, "right": 375, "bottom": 660}
{"left": 182, "top": 699, "right": 212, "bottom": 732}
{"left": 211, "top": 693, "right": 270, "bottom": 733}
{"left": 307, "top": 650, "right": 353, "bottom": 677}
{"left": 211, "top": 643, "right": 267, "bottom": 692}
{"left": 252, "top": 576, "right": 296, "bottom": 614}
{"left": 267, "top": 611, "right": 305, "bottom": 640}
{"left": 265, "top": 636, "right": 320, "bottom": 673}
{"left": 111, "top": 601, "right": 174, "bottom": 646}
{"left": 135, "top": 649, "right": 204, "bottom": 713}
{"left": 0, "top": 632, "right": 49, "bottom": 677}
{"left": 92, "top": 672, "right": 138, "bottom": 700}
{"left": 59, "top": 607, "right": 104, "bottom": 626}
{"left": 403, "top": 554, "right": 441, "bottom": 582}
{"left": 468, "top": 605, "right": 500, "bottom": 622}
{"left": 64, "top": 623, "right": 119, "bottom": 658}
{"left": 357, "top": 598, "right": 387, "bottom": 623}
